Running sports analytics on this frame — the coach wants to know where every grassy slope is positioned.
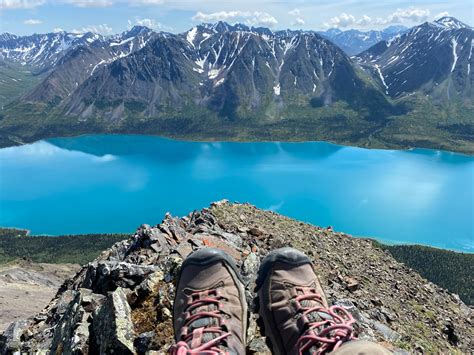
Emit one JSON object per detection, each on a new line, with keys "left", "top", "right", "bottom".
{"left": 0, "top": 92, "right": 472, "bottom": 153}
{"left": 0, "top": 61, "right": 44, "bottom": 107}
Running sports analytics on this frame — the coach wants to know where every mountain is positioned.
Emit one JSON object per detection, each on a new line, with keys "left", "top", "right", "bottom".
{"left": 318, "top": 26, "right": 407, "bottom": 55}
{"left": 0, "top": 19, "right": 472, "bottom": 153}
{"left": 63, "top": 23, "right": 391, "bottom": 121}
{"left": 1, "top": 22, "right": 399, "bottom": 148}
{"left": 356, "top": 17, "right": 473, "bottom": 100}
{"left": 0, "top": 201, "right": 471, "bottom": 353}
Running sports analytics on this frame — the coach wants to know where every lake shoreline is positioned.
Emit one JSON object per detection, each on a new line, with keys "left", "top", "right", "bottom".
{"left": 1, "top": 226, "right": 471, "bottom": 254}
{"left": 1, "top": 131, "right": 473, "bottom": 156}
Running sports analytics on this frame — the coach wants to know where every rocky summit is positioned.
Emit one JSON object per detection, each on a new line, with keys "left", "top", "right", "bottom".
{"left": 1, "top": 201, "right": 472, "bottom": 354}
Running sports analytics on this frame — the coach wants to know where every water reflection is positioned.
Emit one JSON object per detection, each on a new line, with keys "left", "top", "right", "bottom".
{"left": 0, "top": 135, "right": 472, "bottom": 252}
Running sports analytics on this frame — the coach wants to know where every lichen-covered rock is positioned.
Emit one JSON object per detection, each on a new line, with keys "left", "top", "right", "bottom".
{"left": 2, "top": 201, "right": 472, "bottom": 353}
{"left": 93, "top": 287, "right": 136, "bottom": 354}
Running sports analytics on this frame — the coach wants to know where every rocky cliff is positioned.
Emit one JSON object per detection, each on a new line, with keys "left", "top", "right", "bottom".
{"left": 1, "top": 201, "right": 472, "bottom": 353}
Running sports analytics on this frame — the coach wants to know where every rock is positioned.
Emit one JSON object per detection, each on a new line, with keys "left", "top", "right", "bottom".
{"left": 345, "top": 277, "right": 360, "bottom": 292}
{"left": 370, "top": 320, "right": 401, "bottom": 342}
{"left": 0, "top": 320, "right": 28, "bottom": 353}
{"left": 134, "top": 331, "right": 155, "bottom": 354}
{"left": 2, "top": 202, "right": 473, "bottom": 353}
{"left": 247, "top": 337, "right": 271, "bottom": 353}
{"left": 248, "top": 227, "right": 264, "bottom": 237}
{"left": 50, "top": 289, "right": 102, "bottom": 354}
{"left": 93, "top": 287, "right": 136, "bottom": 354}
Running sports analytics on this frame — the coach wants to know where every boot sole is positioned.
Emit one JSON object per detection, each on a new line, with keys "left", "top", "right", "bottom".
{"left": 175, "top": 247, "right": 248, "bottom": 345}
{"left": 256, "top": 247, "right": 312, "bottom": 355}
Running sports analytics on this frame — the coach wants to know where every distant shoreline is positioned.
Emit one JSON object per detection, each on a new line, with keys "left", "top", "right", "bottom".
{"left": 1, "top": 132, "right": 473, "bottom": 156}
{"left": 1, "top": 225, "right": 472, "bottom": 254}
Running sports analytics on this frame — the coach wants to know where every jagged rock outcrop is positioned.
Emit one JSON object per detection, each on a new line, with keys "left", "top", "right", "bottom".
{"left": 1, "top": 201, "right": 472, "bottom": 354}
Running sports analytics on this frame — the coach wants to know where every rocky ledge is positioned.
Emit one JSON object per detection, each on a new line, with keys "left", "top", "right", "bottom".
{"left": 1, "top": 201, "right": 472, "bottom": 354}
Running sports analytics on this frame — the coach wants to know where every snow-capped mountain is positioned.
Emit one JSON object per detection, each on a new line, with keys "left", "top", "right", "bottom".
{"left": 356, "top": 17, "right": 473, "bottom": 99}
{"left": 318, "top": 26, "right": 407, "bottom": 55}
{"left": 0, "top": 26, "right": 155, "bottom": 72}
{"left": 59, "top": 21, "right": 392, "bottom": 121}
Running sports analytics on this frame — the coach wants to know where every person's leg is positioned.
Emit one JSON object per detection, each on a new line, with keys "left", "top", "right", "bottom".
{"left": 170, "top": 248, "right": 247, "bottom": 354}
{"left": 331, "top": 340, "right": 390, "bottom": 354}
{"left": 256, "top": 247, "right": 390, "bottom": 355}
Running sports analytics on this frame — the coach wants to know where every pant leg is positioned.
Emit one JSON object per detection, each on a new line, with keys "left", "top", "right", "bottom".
{"left": 331, "top": 340, "right": 391, "bottom": 354}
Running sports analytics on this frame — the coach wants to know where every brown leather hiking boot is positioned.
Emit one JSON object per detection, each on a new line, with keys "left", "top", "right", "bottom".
{"left": 170, "top": 248, "right": 248, "bottom": 354}
{"left": 256, "top": 247, "right": 356, "bottom": 355}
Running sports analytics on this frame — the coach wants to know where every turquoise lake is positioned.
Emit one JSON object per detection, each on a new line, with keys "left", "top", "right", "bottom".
{"left": 0, "top": 135, "right": 473, "bottom": 252}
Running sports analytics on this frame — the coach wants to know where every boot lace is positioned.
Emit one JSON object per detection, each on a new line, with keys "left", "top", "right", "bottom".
{"left": 294, "top": 287, "right": 356, "bottom": 354}
{"left": 170, "top": 288, "right": 231, "bottom": 355}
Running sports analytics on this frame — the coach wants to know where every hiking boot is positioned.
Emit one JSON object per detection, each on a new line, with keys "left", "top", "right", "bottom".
{"left": 256, "top": 247, "right": 356, "bottom": 355}
{"left": 170, "top": 248, "right": 248, "bottom": 354}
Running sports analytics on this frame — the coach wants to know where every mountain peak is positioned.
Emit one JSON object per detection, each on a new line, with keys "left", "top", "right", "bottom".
{"left": 434, "top": 16, "right": 470, "bottom": 30}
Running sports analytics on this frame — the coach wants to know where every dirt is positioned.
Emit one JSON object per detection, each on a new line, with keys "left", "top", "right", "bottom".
{"left": 0, "top": 261, "right": 80, "bottom": 331}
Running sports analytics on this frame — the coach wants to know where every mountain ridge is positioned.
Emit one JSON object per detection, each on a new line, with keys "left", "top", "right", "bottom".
{"left": 0, "top": 201, "right": 471, "bottom": 353}
{"left": 0, "top": 18, "right": 472, "bottom": 153}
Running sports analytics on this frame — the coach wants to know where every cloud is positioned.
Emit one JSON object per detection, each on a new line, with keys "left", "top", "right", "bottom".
{"left": 127, "top": 17, "right": 172, "bottom": 31}
{"left": 434, "top": 11, "right": 450, "bottom": 20}
{"left": 129, "top": 0, "right": 164, "bottom": 5}
{"left": 288, "top": 8, "right": 300, "bottom": 16}
{"left": 192, "top": 10, "right": 278, "bottom": 27}
{"left": 72, "top": 23, "right": 113, "bottom": 35}
{"left": 24, "top": 19, "right": 43, "bottom": 25}
{"left": 291, "top": 18, "right": 305, "bottom": 26}
{"left": 53, "top": 27, "right": 64, "bottom": 32}
{"left": 384, "top": 7, "right": 430, "bottom": 24}
{"left": 325, "top": 7, "right": 431, "bottom": 28}
{"left": 0, "top": 0, "right": 44, "bottom": 9}
{"left": 66, "top": 0, "right": 113, "bottom": 7}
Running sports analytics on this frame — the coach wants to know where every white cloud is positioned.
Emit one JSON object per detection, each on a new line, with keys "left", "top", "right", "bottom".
{"left": 434, "top": 11, "right": 450, "bottom": 20}
{"left": 325, "top": 7, "right": 431, "bottom": 28}
{"left": 383, "top": 7, "right": 430, "bottom": 24}
{"left": 192, "top": 10, "right": 278, "bottom": 28}
{"left": 24, "top": 19, "right": 43, "bottom": 25}
{"left": 129, "top": 0, "right": 164, "bottom": 5}
{"left": 288, "top": 8, "right": 300, "bottom": 16}
{"left": 53, "top": 27, "right": 64, "bottom": 32}
{"left": 291, "top": 18, "right": 305, "bottom": 26}
{"left": 127, "top": 17, "right": 172, "bottom": 31}
{"left": 66, "top": 0, "right": 113, "bottom": 7}
{"left": 0, "top": 0, "right": 44, "bottom": 9}
{"left": 72, "top": 23, "right": 113, "bottom": 35}
{"left": 326, "top": 12, "right": 358, "bottom": 28}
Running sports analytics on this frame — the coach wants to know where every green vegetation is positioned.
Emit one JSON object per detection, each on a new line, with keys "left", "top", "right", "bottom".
{"left": 0, "top": 61, "right": 44, "bottom": 107}
{"left": 374, "top": 241, "right": 474, "bottom": 305}
{"left": 0, "top": 228, "right": 129, "bottom": 265}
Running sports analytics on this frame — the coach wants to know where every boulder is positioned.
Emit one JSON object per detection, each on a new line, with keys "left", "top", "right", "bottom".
{"left": 93, "top": 287, "right": 136, "bottom": 354}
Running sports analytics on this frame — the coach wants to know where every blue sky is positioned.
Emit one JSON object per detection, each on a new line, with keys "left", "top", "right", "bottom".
{"left": 0, "top": 0, "right": 472, "bottom": 35}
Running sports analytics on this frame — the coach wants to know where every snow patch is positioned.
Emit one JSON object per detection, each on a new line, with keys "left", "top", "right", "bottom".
{"left": 187, "top": 27, "right": 198, "bottom": 47}
{"left": 273, "top": 83, "right": 280, "bottom": 96}
{"left": 110, "top": 36, "right": 134, "bottom": 47}
{"left": 375, "top": 64, "right": 389, "bottom": 95}
{"left": 451, "top": 37, "right": 458, "bottom": 72}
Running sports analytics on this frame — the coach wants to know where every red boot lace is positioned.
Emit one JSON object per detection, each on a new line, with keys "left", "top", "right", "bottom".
{"left": 294, "top": 288, "right": 356, "bottom": 355}
{"left": 170, "top": 289, "right": 231, "bottom": 355}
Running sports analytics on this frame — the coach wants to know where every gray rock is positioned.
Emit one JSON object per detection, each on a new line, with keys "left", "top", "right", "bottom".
{"left": 93, "top": 287, "right": 136, "bottom": 354}
{"left": 0, "top": 320, "right": 28, "bottom": 353}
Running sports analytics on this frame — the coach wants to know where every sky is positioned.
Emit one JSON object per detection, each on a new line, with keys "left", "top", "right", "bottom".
{"left": 0, "top": 0, "right": 472, "bottom": 36}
